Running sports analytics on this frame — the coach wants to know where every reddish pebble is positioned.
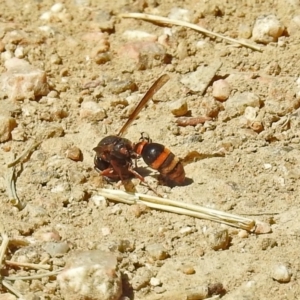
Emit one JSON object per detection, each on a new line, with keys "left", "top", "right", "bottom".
{"left": 66, "top": 146, "right": 82, "bottom": 161}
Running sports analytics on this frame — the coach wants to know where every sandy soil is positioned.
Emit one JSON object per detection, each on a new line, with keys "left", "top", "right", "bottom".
{"left": 1, "top": 0, "right": 300, "bottom": 299}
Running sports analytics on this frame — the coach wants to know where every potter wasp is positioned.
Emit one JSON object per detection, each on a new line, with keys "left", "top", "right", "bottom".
{"left": 93, "top": 74, "right": 185, "bottom": 189}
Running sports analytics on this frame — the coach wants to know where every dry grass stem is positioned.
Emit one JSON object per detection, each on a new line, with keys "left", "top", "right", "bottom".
{"left": 4, "top": 268, "right": 63, "bottom": 281}
{"left": 6, "top": 166, "right": 25, "bottom": 210}
{"left": 2, "top": 280, "right": 23, "bottom": 298}
{"left": 5, "top": 260, "right": 51, "bottom": 270}
{"left": 7, "top": 140, "right": 41, "bottom": 168}
{"left": 97, "top": 189, "right": 265, "bottom": 232}
{"left": 0, "top": 233, "right": 9, "bottom": 270}
{"left": 119, "top": 13, "right": 262, "bottom": 52}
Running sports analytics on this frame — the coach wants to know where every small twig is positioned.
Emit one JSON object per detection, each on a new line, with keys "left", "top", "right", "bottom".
{"left": 4, "top": 268, "right": 63, "bottom": 281}
{"left": 119, "top": 13, "right": 262, "bottom": 52}
{"left": 7, "top": 140, "right": 41, "bottom": 168}
{"left": 5, "top": 260, "right": 51, "bottom": 270}
{"left": 2, "top": 280, "right": 23, "bottom": 298}
{"left": 5, "top": 139, "right": 41, "bottom": 210}
{"left": 6, "top": 166, "right": 25, "bottom": 210}
{"left": 0, "top": 233, "right": 9, "bottom": 270}
{"left": 97, "top": 189, "right": 271, "bottom": 233}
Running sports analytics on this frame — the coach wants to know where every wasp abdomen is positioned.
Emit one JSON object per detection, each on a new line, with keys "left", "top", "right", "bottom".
{"left": 136, "top": 142, "right": 185, "bottom": 186}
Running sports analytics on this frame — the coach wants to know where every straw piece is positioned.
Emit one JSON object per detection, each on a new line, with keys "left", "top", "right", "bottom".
{"left": 7, "top": 140, "right": 41, "bottom": 168}
{"left": 2, "top": 280, "right": 23, "bottom": 298}
{"left": 5, "top": 260, "right": 51, "bottom": 270}
{"left": 97, "top": 189, "right": 263, "bottom": 232}
{"left": 4, "top": 268, "right": 63, "bottom": 281}
{"left": 119, "top": 13, "right": 262, "bottom": 52}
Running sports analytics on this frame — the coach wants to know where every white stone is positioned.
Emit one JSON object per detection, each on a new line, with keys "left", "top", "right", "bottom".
{"left": 51, "top": 3, "right": 64, "bottom": 13}
{"left": 150, "top": 277, "right": 161, "bottom": 287}
{"left": 271, "top": 263, "right": 292, "bottom": 283}
{"left": 57, "top": 250, "right": 122, "bottom": 300}
{"left": 252, "top": 15, "right": 285, "bottom": 44}
{"left": 40, "top": 11, "right": 52, "bottom": 21}
{"left": 14, "top": 46, "right": 24, "bottom": 58}
{"left": 168, "top": 8, "right": 191, "bottom": 22}
{"left": 0, "top": 58, "right": 49, "bottom": 101}
{"left": 80, "top": 101, "right": 107, "bottom": 121}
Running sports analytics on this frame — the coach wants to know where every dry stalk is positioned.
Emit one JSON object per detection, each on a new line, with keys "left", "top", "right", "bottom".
{"left": 4, "top": 268, "right": 63, "bottom": 281}
{"left": 0, "top": 233, "right": 9, "bottom": 270}
{"left": 5, "top": 139, "right": 41, "bottom": 210}
{"left": 5, "top": 260, "right": 51, "bottom": 270}
{"left": 2, "top": 280, "right": 23, "bottom": 298}
{"left": 7, "top": 140, "right": 41, "bottom": 168}
{"left": 97, "top": 188, "right": 270, "bottom": 233}
{"left": 119, "top": 13, "right": 262, "bottom": 52}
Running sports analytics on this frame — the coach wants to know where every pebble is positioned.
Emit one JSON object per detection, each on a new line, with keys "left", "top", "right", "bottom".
{"left": 118, "top": 41, "right": 168, "bottom": 71}
{"left": 169, "top": 98, "right": 188, "bottom": 116}
{"left": 91, "top": 195, "right": 107, "bottom": 207}
{"left": 200, "top": 98, "right": 222, "bottom": 118}
{"left": 146, "top": 243, "right": 169, "bottom": 260}
{"left": 14, "top": 46, "right": 25, "bottom": 58}
{"left": 179, "top": 226, "right": 193, "bottom": 235}
{"left": 180, "top": 62, "right": 222, "bottom": 94}
{"left": 117, "top": 239, "right": 135, "bottom": 253}
{"left": 0, "top": 58, "right": 49, "bottom": 101}
{"left": 168, "top": 7, "right": 191, "bottom": 22}
{"left": 180, "top": 265, "right": 195, "bottom": 275}
{"left": 50, "top": 3, "right": 64, "bottom": 13}
{"left": 58, "top": 250, "right": 122, "bottom": 300}
{"left": 131, "top": 267, "right": 153, "bottom": 290}
{"left": 212, "top": 79, "right": 231, "bottom": 101}
{"left": 209, "top": 229, "right": 230, "bottom": 251}
{"left": 271, "top": 263, "right": 292, "bottom": 283}
{"left": 238, "top": 23, "right": 252, "bottom": 39}
{"left": 66, "top": 146, "right": 82, "bottom": 161}
{"left": 44, "top": 241, "right": 70, "bottom": 257}
{"left": 150, "top": 277, "right": 161, "bottom": 287}
{"left": 106, "top": 79, "right": 137, "bottom": 94}
{"left": 244, "top": 106, "right": 258, "bottom": 121}
{"left": 0, "top": 116, "right": 17, "bottom": 142}
{"left": 252, "top": 15, "right": 285, "bottom": 44}
{"left": 80, "top": 101, "right": 107, "bottom": 121}
{"left": 265, "top": 82, "right": 299, "bottom": 116}
{"left": 223, "top": 92, "right": 261, "bottom": 120}
{"left": 34, "top": 227, "right": 61, "bottom": 242}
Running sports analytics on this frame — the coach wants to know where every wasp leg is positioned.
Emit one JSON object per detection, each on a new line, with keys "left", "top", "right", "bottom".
{"left": 127, "top": 166, "right": 162, "bottom": 197}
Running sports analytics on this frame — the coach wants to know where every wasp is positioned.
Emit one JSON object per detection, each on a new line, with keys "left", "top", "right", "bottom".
{"left": 93, "top": 74, "right": 185, "bottom": 188}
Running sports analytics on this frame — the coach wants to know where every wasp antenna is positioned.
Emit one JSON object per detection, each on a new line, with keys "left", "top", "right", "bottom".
{"left": 118, "top": 74, "right": 170, "bottom": 137}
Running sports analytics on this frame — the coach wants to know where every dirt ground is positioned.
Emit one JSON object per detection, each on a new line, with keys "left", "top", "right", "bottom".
{"left": 1, "top": 0, "right": 300, "bottom": 299}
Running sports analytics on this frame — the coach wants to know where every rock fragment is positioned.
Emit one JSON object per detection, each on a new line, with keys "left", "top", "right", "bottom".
{"left": 209, "top": 229, "right": 230, "bottom": 251}
{"left": 0, "top": 58, "right": 49, "bottom": 101}
{"left": 212, "top": 79, "right": 231, "bottom": 101}
{"left": 118, "top": 41, "right": 170, "bottom": 70}
{"left": 180, "top": 62, "right": 222, "bottom": 94}
{"left": 271, "top": 263, "right": 292, "bottom": 283}
{"left": 252, "top": 15, "right": 285, "bottom": 44}
{"left": 57, "top": 250, "right": 122, "bottom": 300}
{"left": 0, "top": 116, "right": 17, "bottom": 142}
{"left": 80, "top": 101, "right": 107, "bottom": 121}
{"left": 169, "top": 98, "right": 188, "bottom": 116}
{"left": 146, "top": 243, "right": 169, "bottom": 260}
{"left": 66, "top": 146, "right": 83, "bottom": 161}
